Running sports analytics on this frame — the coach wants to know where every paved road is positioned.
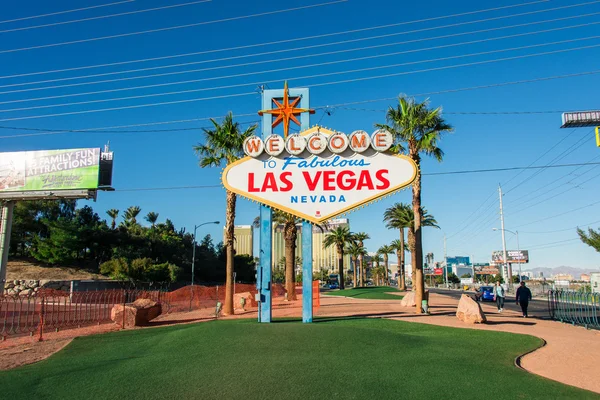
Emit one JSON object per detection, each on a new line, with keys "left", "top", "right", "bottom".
{"left": 429, "top": 288, "right": 549, "bottom": 317}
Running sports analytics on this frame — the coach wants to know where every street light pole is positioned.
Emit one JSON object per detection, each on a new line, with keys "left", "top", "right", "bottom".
{"left": 516, "top": 230, "right": 521, "bottom": 283}
{"left": 191, "top": 221, "right": 220, "bottom": 286}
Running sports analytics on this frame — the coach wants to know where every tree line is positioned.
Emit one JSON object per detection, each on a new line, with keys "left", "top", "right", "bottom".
{"left": 8, "top": 200, "right": 255, "bottom": 284}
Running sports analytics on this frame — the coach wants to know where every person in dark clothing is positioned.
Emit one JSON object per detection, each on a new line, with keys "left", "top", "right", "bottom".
{"left": 516, "top": 281, "right": 533, "bottom": 317}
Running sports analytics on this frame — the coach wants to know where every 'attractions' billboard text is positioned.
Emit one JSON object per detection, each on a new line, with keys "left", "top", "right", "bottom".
{"left": 0, "top": 148, "right": 101, "bottom": 193}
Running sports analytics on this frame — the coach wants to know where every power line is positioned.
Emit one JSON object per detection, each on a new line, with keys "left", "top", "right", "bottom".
{"left": 2, "top": 41, "right": 600, "bottom": 122}
{"left": 525, "top": 238, "right": 581, "bottom": 250}
{"left": 0, "top": 0, "right": 134, "bottom": 25}
{"left": 0, "top": 0, "right": 348, "bottom": 55}
{"left": 423, "top": 162, "right": 600, "bottom": 176}
{"left": 508, "top": 151, "right": 600, "bottom": 207}
{"left": 0, "top": 0, "right": 550, "bottom": 79}
{"left": 514, "top": 199, "right": 600, "bottom": 228}
{"left": 0, "top": 0, "right": 211, "bottom": 34}
{"left": 5, "top": 8, "right": 596, "bottom": 92}
{"left": 2, "top": 68, "right": 599, "bottom": 138}
{"left": 0, "top": 119, "right": 260, "bottom": 135}
{"left": 109, "top": 162, "right": 600, "bottom": 192}
{"left": 4, "top": 18, "right": 599, "bottom": 102}
{"left": 520, "top": 219, "right": 600, "bottom": 234}
{"left": 116, "top": 185, "right": 222, "bottom": 192}
{"left": 504, "top": 129, "right": 592, "bottom": 194}
{"left": 449, "top": 131, "right": 595, "bottom": 246}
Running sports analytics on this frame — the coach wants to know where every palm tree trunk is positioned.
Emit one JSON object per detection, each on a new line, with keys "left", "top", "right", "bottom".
{"left": 408, "top": 229, "right": 416, "bottom": 290}
{"left": 337, "top": 246, "right": 345, "bottom": 290}
{"left": 412, "top": 167, "right": 424, "bottom": 314}
{"left": 284, "top": 234, "right": 297, "bottom": 301}
{"left": 359, "top": 254, "right": 364, "bottom": 287}
{"left": 353, "top": 257, "right": 357, "bottom": 287}
{"left": 399, "top": 228, "right": 406, "bottom": 290}
{"left": 223, "top": 190, "right": 236, "bottom": 315}
{"left": 384, "top": 255, "right": 389, "bottom": 285}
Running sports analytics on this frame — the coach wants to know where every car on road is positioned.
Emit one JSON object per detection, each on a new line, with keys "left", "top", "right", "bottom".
{"left": 479, "top": 286, "right": 495, "bottom": 302}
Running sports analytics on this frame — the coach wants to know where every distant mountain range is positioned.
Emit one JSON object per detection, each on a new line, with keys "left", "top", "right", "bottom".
{"left": 522, "top": 266, "right": 600, "bottom": 277}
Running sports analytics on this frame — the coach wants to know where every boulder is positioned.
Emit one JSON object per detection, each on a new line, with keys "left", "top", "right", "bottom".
{"left": 7, "top": 289, "right": 16, "bottom": 296}
{"left": 400, "top": 290, "right": 429, "bottom": 307}
{"left": 5, "top": 282, "right": 15, "bottom": 289}
{"left": 19, "top": 289, "right": 33, "bottom": 297}
{"left": 400, "top": 291, "right": 416, "bottom": 307}
{"left": 234, "top": 291, "right": 256, "bottom": 310}
{"left": 456, "top": 294, "right": 487, "bottom": 324}
{"left": 111, "top": 299, "right": 162, "bottom": 328}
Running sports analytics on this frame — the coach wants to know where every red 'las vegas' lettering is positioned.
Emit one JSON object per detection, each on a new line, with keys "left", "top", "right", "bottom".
{"left": 248, "top": 172, "right": 293, "bottom": 192}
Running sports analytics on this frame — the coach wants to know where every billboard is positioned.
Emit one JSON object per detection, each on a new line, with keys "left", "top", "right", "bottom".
{"left": 0, "top": 148, "right": 101, "bottom": 192}
{"left": 491, "top": 250, "right": 529, "bottom": 264}
{"left": 222, "top": 126, "right": 418, "bottom": 224}
{"left": 434, "top": 268, "right": 443, "bottom": 276}
{"left": 561, "top": 111, "right": 600, "bottom": 128}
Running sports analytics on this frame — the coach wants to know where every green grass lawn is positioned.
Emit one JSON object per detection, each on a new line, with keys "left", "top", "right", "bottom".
{"left": 325, "top": 285, "right": 404, "bottom": 300}
{"left": 0, "top": 319, "right": 596, "bottom": 400}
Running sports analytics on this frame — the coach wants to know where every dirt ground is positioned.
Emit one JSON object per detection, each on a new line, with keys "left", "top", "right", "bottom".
{"left": 6, "top": 260, "right": 108, "bottom": 281}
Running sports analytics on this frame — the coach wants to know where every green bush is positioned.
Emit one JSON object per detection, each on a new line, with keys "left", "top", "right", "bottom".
{"left": 99, "top": 258, "right": 181, "bottom": 283}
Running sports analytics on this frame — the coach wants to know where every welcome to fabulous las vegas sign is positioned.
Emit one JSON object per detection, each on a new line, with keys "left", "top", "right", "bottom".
{"left": 222, "top": 126, "right": 418, "bottom": 224}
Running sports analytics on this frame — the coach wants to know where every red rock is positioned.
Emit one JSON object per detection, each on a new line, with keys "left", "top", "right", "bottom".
{"left": 456, "top": 294, "right": 487, "bottom": 324}
{"left": 110, "top": 299, "right": 162, "bottom": 328}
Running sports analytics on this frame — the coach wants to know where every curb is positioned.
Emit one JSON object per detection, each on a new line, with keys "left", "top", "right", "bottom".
{"left": 514, "top": 337, "right": 547, "bottom": 371}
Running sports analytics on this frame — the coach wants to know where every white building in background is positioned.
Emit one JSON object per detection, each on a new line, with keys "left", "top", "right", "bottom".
{"left": 591, "top": 273, "right": 600, "bottom": 293}
{"left": 522, "top": 271, "right": 534, "bottom": 279}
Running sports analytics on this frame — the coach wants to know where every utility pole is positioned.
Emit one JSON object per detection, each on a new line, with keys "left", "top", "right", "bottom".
{"left": 443, "top": 234, "right": 448, "bottom": 288}
{"left": 498, "top": 184, "right": 511, "bottom": 291}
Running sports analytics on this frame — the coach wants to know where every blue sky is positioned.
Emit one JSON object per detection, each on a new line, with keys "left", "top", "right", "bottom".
{"left": 1, "top": 0, "right": 599, "bottom": 271}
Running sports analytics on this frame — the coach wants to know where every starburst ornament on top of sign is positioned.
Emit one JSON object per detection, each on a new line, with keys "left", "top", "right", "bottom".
{"left": 258, "top": 81, "right": 315, "bottom": 138}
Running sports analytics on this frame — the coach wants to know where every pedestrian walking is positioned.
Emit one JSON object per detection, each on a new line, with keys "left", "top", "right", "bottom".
{"left": 493, "top": 281, "right": 505, "bottom": 312}
{"left": 516, "top": 281, "right": 533, "bottom": 317}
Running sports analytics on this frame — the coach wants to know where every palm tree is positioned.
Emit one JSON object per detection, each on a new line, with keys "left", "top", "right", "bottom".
{"left": 253, "top": 211, "right": 301, "bottom": 301}
{"left": 145, "top": 212, "right": 159, "bottom": 228}
{"left": 194, "top": 112, "right": 258, "bottom": 315}
{"left": 353, "top": 232, "right": 370, "bottom": 287}
{"left": 377, "top": 96, "right": 452, "bottom": 313}
{"left": 390, "top": 239, "right": 409, "bottom": 290}
{"left": 378, "top": 245, "right": 394, "bottom": 286}
{"left": 123, "top": 206, "right": 141, "bottom": 225}
{"left": 406, "top": 207, "right": 440, "bottom": 287}
{"left": 323, "top": 226, "right": 353, "bottom": 290}
{"left": 345, "top": 241, "right": 366, "bottom": 288}
{"left": 384, "top": 203, "right": 412, "bottom": 290}
{"left": 371, "top": 254, "right": 383, "bottom": 285}
{"left": 106, "top": 209, "right": 119, "bottom": 230}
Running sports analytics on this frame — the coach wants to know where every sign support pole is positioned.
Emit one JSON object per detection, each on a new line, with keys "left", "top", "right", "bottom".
{"left": 257, "top": 85, "right": 311, "bottom": 323}
{"left": 259, "top": 204, "right": 272, "bottom": 323}
{"left": 302, "top": 221, "right": 313, "bottom": 323}
{"left": 0, "top": 201, "right": 14, "bottom": 285}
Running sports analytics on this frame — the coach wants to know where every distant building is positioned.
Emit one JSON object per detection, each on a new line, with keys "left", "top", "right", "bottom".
{"left": 522, "top": 271, "right": 534, "bottom": 279}
{"left": 552, "top": 273, "right": 574, "bottom": 281}
{"left": 580, "top": 274, "right": 591, "bottom": 282}
{"left": 446, "top": 256, "right": 470, "bottom": 266}
{"left": 226, "top": 225, "right": 253, "bottom": 257}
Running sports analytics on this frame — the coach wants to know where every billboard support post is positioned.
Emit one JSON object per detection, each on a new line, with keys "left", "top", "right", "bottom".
{"left": 0, "top": 201, "right": 14, "bottom": 284}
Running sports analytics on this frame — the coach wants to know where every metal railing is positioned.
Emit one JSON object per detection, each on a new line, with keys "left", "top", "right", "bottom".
{"left": 0, "top": 289, "right": 168, "bottom": 340}
{"left": 547, "top": 290, "right": 600, "bottom": 329}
